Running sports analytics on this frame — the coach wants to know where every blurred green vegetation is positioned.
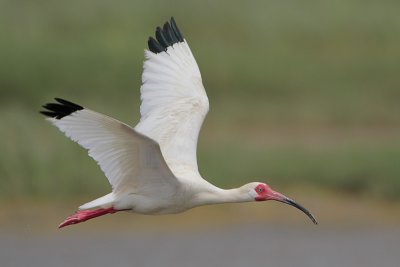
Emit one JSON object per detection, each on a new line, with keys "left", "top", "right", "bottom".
{"left": 0, "top": 0, "right": 399, "bottom": 200}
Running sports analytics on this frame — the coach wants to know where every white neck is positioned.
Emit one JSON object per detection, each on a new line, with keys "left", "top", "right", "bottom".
{"left": 189, "top": 183, "right": 253, "bottom": 208}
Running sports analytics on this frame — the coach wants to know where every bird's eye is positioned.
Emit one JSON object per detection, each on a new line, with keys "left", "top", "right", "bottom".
{"left": 257, "top": 187, "right": 263, "bottom": 192}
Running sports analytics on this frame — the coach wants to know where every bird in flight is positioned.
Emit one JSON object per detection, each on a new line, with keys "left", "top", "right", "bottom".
{"left": 41, "top": 17, "right": 317, "bottom": 228}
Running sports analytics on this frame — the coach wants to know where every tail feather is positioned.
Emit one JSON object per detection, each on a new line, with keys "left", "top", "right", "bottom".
{"left": 79, "top": 193, "right": 114, "bottom": 210}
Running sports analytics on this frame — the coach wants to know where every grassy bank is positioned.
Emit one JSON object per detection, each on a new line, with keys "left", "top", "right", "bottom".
{"left": 0, "top": 0, "right": 399, "bottom": 199}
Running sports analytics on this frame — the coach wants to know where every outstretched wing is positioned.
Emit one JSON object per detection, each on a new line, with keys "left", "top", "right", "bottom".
{"left": 41, "top": 98, "right": 179, "bottom": 196}
{"left": 135, "top": 17, "right": 209, "bottom": 178}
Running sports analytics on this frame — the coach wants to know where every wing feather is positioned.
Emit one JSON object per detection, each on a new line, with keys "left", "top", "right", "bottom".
{"left": 135, "top": 18, "right": 209, "bottom": 178}
{"left": 41, "top": 99, "right": 178, "bottom": 196}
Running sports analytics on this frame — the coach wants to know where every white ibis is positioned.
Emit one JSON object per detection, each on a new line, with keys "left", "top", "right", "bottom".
{"left": 41, "top": 17, "right": 317, "bottom": 228}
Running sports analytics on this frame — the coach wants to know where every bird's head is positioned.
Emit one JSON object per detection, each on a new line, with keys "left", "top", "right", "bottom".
{"left": 244, "top": 182, "right": 318, "bottom": 225}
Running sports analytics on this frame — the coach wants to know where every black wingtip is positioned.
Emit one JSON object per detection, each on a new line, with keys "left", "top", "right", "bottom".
{"left": 40, "top": 98, "right": 83, "bottom": 120}
{"left": 147, "top": 17, "right": 184, "bottom": 54}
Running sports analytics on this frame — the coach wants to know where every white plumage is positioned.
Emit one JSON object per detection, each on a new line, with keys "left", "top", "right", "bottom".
{"left": 41, "top": 17, "right": 317, "bottom": 228}
{"left": 136, "top": 41, "right": 209, "bottom": 177}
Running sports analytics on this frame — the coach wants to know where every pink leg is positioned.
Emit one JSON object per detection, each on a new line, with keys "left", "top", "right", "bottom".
{"left": 58, "top": 207, "right": 121, "bottom": 228}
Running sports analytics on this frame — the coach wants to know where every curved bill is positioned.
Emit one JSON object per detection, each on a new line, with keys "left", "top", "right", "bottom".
{"left": 275, "top": 197, "right": 318, "bottom": 225}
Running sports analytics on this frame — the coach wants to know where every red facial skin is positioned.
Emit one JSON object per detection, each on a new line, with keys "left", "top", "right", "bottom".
{"left": 254, "top": 183, "right": 285, "bottom": 202}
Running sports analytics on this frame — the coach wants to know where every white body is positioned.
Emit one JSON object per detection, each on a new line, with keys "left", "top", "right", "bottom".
{"left": 47, "top": 40, "right": 259, "bottom": 215}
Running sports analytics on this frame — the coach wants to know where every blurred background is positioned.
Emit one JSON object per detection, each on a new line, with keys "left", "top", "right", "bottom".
{"left": 0, "top": 0, "right": 399, "bottom": 266}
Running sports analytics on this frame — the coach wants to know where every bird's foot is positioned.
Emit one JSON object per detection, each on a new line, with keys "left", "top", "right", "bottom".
{"left": 58, "top": 207, "right": 117, "bottom": 228}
